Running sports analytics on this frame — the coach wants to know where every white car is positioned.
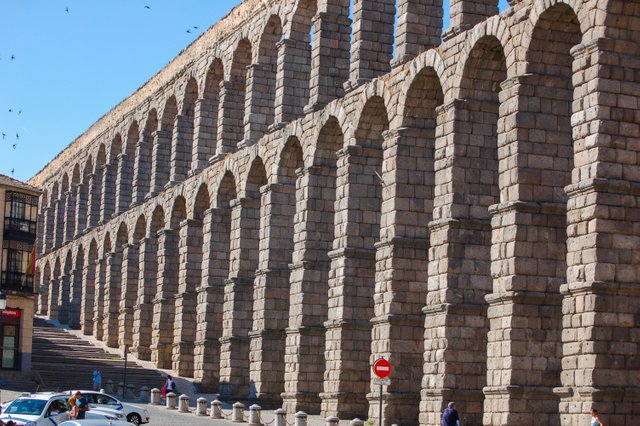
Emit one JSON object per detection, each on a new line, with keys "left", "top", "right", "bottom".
{"left": 0, "top": 393, "right": 125, "bottom": 426}
{"left": 62, "top": 391, "right": 150, "bottom": 425}
{"left": 60, "top": 420, "right": 135, "bottom": 426}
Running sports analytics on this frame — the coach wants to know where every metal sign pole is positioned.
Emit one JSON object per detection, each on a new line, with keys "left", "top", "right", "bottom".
{"left": 123, "top": 345, "right": 128, "bottom": 397}
{"left": 379, "top": 382, "right": 383, "bottom": 426}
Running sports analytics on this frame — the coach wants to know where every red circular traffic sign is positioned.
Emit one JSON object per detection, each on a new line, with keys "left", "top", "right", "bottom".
{"left": 373, "top": 358, "right": 391, "bottom": 378}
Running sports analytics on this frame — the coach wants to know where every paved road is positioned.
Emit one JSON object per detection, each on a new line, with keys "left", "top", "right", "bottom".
{"left": 1, "top": 388, "right": 349, "bottom": 426}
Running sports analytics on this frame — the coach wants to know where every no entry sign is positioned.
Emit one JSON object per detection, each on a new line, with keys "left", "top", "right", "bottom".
{"left": 373, "top": 358, "right": 391, "bottom": 378}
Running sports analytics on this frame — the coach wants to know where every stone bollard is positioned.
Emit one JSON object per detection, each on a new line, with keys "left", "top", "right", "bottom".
{"left": 139, "top": 386, "right": 150, "bottom": 403}
{"left": 150, "top": 388, "right": 161, "bottom": 405}
{"left": 232, "top": 402, "right": 245, "bottom": 422}
{"left": 325, "top": 416, "right": 340, "bottom": 426}
{"left": 196, "top": 397, "right": 208, "bottom": 416}
{"left": 295, "top": 411, "right": 308, "bottom": 426}
{"left": 166, "top": 392, "right": 177, "bottom": 410}
{"left": 105, "top": 380, "right": 114, "bottom": 395}
{"left": 117, "top": 382, "right": 125, "bottom": 397}
{"left": 249, "top": 404, "right": 261, "bottom": 426}
{"left": 126, "top": 384, "right": 136, "bottom": 400}
{"left": 275, "top": 408, "right": 287, "bottom": 426}
{"left": 178, "top": 394, "right": 190, "bottom": 413}
{"left": 350, "top": 418, "right": 364, "bottom": 426}
{"left": 210, "top": 400, "right": 223, "bottom": 419}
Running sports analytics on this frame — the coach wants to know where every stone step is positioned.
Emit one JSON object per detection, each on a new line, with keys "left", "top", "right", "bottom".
{"left": 31, "top": 318, "right": 166, "bottom": 396}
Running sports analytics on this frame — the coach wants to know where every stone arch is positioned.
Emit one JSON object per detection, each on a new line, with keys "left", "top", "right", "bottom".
{"left": 172, "top": 183, "right": 209, "bottom": 376}
{"left": 55, "top": 249, "right": 73, "bottom": 324}
{"left": 458, "top": 34, "right": 505, "bottom": 213}
{"left": 173, "top": 78, "right": 198, "bottom": 182}
{"left": 286, "top": 0, "right": 317, "bottom": 118}
{"left": 133, "top": 214, "right": 147, "bottom": 242}
{"left": 49, "top": 256, "right": 62, "bottom": 320}
{"left": 257, "top": 14, "right": 283, "bottom": 131}
{"left": 87, "top": 143, "right": 107, "bottom": 228}
{"left": 116, "top": 122, "right": 139, "bottom": 213}
{"left": 133, "top": 206, "right": 163, "bottom": 361}
{"left": 69, "top": 244, "right": 84, "bottom": 329}
{"left": 154, "top": 96, "right": 178, "bottom": 189}
{"left": 132, "top": 109, "right": 157, "bottom": 204}
{"left": 61, "top": 173, "right": 69, "bottom": 194}
{"left": 39, "top": 259, "right": 52, "bottom": 315}
{"left": 199, "top": 58, "right": 224, "bottom": 163}
{"left": 221, "top": 38, "right": 252, "bottom": 150}
{"left": 284, "top": 116, "right": 342, "bottom": 412}
{"left": 82, "top": 238, "right": 99, "bottom": 336}
{"left": 330, "top": 94, "right": 389, "bottom": 415}
{"left": 193, "top": 183, "right": 211, "bottom": 220}
{"left": 116, "top": 222, "right": 129, "bottom": 251}
{"left": 152, "top": 196, "right": 185, "bottom": 367}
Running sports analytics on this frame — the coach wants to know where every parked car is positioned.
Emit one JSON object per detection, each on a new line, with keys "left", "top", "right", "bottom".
{"left": 61, "top": 391, "right": 149, "bottom": 425}
{"left": 59, "top": 420, "right": 135, "bottom": 426}
{"left": 0, "top": 393, "right": 125, "bottom": 426}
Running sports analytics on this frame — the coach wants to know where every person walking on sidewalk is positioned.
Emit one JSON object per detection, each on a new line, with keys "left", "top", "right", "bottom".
{"left": 92, "top": 369, "right": 102, "bottom": 391}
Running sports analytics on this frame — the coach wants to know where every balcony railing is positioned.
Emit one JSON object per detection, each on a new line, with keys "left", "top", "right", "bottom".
{"left": 1, "top": 271, "right": 34, "bottom": 294}
{"left": 3, "top": 218, "right": 37, "bottom": 241}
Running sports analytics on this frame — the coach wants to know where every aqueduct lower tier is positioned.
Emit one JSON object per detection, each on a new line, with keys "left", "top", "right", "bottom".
{"left": 31, "top": 0, "right": 640, "bottom": 424}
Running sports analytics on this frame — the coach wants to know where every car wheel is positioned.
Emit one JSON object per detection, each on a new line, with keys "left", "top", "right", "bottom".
{"left": 127, "top": 413, "right": 142, "bottom": 425}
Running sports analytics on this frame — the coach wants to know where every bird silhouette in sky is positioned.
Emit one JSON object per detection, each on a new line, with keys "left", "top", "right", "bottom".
{"left": 12, "top": 144, "right": 17, "bottom": 149}
{"left": 193, "top": 26, "right": 199, "bottom": 29}
{"left": 18, "top": 110, "right": 22, "bottom": 115}
{"left": 144, "top": 5, "right": 151, "bottom": 9}
{"left": 11, "top": 168, "right": 14, "bottom": 175}
{"left": 2, "top": 133, "right": 5, "bottom": 140}
{"left": 186, "top": 29, "right": 192, "bottom": 33}
{"left": 65, "top": 7, "right": 69, "bottom": 13}
{"left": 8, "top": 109, "right": 12, "bottom": 113}
{"left": 10, "top": 54, "right": 15, "bottom": 61}
{"left": 15, "top": 133, "right": 19, "bottom": 140}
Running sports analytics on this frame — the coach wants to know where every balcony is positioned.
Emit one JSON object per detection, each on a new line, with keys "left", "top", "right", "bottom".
{"left": 3, "top": 217, "right": 37, "bottom": 242}
{"left": 1, "top": 271, "right": 34, "bottom": 295}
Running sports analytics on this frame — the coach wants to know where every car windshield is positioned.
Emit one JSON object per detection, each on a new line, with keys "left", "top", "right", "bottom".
{"left": 4, "top": 398, "right": 47, "bottom": 416}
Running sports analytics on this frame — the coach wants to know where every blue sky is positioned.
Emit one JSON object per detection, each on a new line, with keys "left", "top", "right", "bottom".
{"left": 0, "top": 0, "right": 508, "bottom": 182}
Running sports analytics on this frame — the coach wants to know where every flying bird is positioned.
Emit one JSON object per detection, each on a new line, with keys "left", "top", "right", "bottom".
{"left": 144, "top": 5, "right": 151, "bottom": 9}
{"left": 186, "top": 29, "right": 192, "bottom": 33}
{"left": 11, "top": 168, "right": 14, "bottom": 175}
{"left": 15, "top": 133, "right": 19, "bottom": 140}
{"left": 2, "top": 133, "right": 5, "bottom": 140}
{"left": 18, "top": 110, "right": 22, "bottom": 115}
{"left": 8, "top": 109, "right": 12, "bottom": 113}
{"left": 193, "top": 26, "right": 199, "bottom": 29}
{"left": 10, "top": 54, "right": 15, "bottom": 61}
{"left": 65, "top": 7, "right": 69, "bottom": 13}
{"left": 12, "top": 144, "right": 17, "bottom": 149}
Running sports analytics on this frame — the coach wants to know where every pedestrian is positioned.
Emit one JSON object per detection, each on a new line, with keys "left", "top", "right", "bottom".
{"left": 75, "top": 391, "right": 89, "bottom": 419}
{"left": 166, "top": 375, "right": 176, "bottom": 394}
{"left": 67, "top": 392, "right": 78, "bottom": 419}
{"left": 590, "top": 408, "right": 604, "bottom": 426}
{"left": 92, "top": 368, "right": 102, "bottom": 391}
{"left": 442, "top": 401, "right": 460, "bottom": 426}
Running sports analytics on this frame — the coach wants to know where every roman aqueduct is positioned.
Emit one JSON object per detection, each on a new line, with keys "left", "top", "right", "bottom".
{"left": 31, "top": 0, "right": 639, "bottom": 424}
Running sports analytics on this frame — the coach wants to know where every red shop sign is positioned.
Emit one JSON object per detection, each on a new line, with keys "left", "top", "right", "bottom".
{"left": 1, "top": 308, "right": 21, "bottom": 318}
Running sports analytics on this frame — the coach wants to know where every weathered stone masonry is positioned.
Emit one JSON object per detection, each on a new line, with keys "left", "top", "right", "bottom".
{"left": 31, "top": 0, "right": 640, "bottom": 425}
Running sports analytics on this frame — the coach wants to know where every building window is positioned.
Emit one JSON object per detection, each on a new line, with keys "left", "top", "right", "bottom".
{"left": 4, "top": 191, "right": 38, "bottom": 236}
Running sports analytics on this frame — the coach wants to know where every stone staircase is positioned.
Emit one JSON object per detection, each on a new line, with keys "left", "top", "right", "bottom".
{"left": 31, "top": 318, "right": 165, "bottom": 396}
